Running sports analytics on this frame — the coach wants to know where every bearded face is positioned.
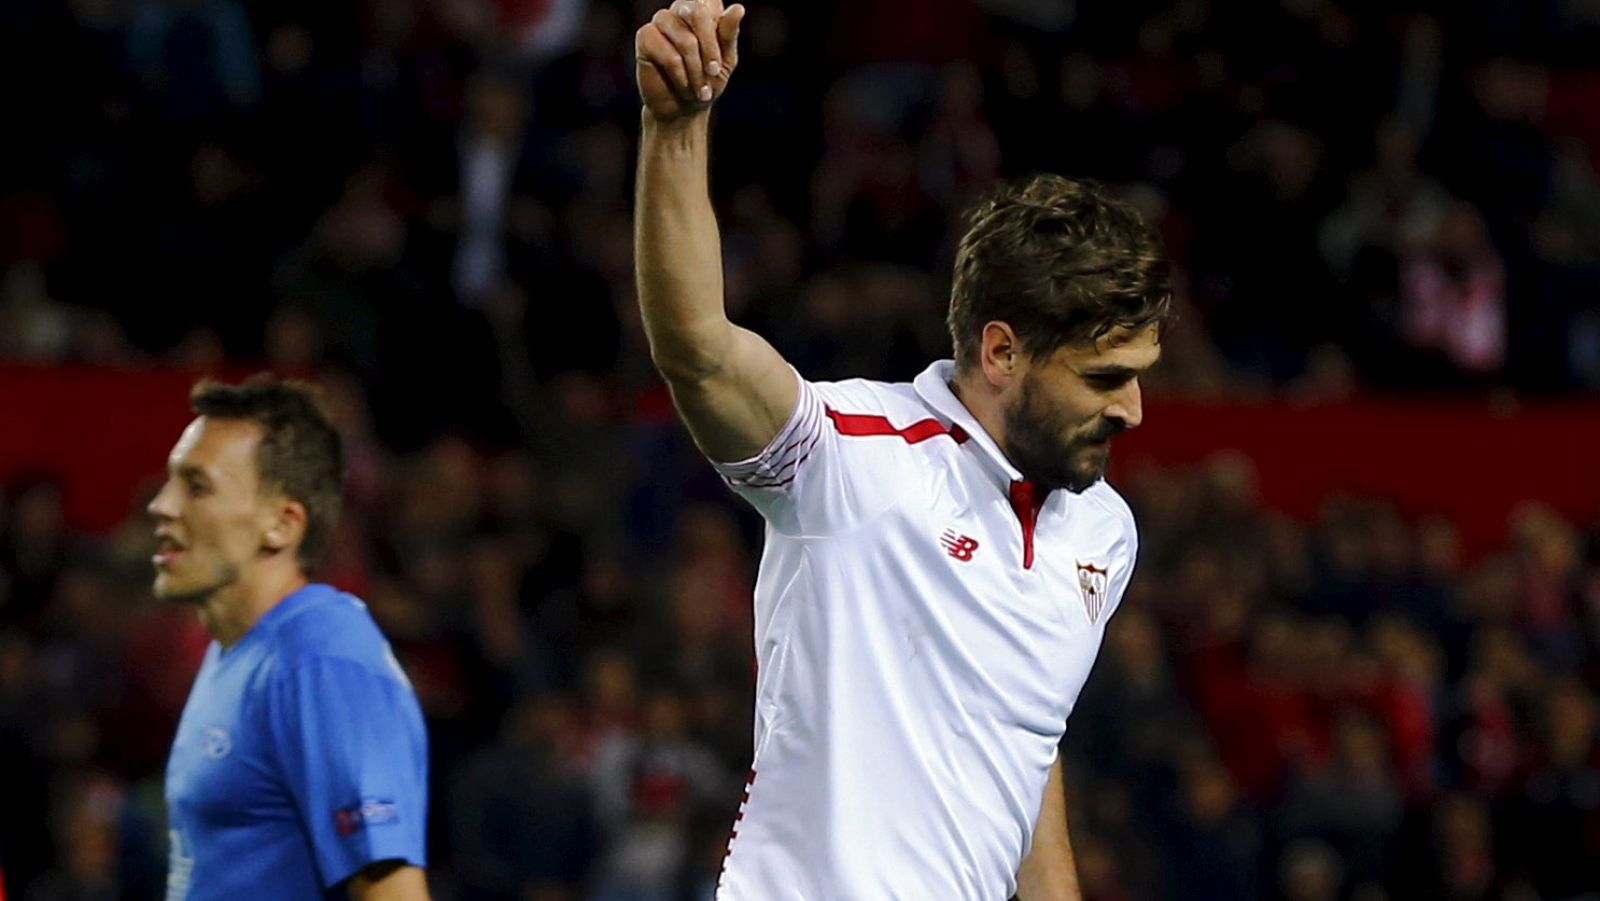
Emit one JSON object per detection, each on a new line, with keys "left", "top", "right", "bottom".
{"left": 1002, "top": 369, "right": 1126, "bottom": 493}
{"left": 995, "top": 324, "right": 1160, "bottom": 493}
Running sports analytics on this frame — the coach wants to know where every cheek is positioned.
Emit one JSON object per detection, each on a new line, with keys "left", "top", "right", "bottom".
{"left": 1017, "top": 377, "right": 1096, "bottom": 445}
{"left": 1043, "top": 397, "right": 1097, "bottom": 441}
{"left": 1035, "top": 377, "right": 1099, "bottom": 427}
{"left": 221, "top": 515, "right": 264, "bottom": 556}
{"left": 1063, "top": 391, "right": 1104, "bottom": 428}
{"left": 193, "top": 508, "right": 259, "bottom": 557}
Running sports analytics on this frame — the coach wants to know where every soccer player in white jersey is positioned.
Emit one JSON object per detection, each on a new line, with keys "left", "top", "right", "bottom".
{"left": 635, "top": 3, "right": 1171, "bottom": 898}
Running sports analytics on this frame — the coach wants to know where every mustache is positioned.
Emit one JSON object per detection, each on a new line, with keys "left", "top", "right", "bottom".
{"left": 1080, "top": 420, "right": 1127, "bottom": 443}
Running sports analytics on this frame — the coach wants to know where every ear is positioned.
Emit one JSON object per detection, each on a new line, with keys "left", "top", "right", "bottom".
{"left": 978, "top": 321, "right": 1023, "bottom": 389}
{"left": 261, "top": 497, "right": 309, "bottom": 558}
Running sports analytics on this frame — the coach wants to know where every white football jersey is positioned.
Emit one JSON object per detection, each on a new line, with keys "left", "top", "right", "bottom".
{"left": 711, "top": 360, "right": 1138, "bottom": 900}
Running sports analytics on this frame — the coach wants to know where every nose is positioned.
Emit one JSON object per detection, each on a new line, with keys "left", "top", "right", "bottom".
{"left": 148, "top": 479, "right": 179, "bottom": 520}
{"left": 1105, "top": 379, "right": 1143, "bottom": 431}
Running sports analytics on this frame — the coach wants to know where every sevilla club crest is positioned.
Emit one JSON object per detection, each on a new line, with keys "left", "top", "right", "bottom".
{"left": 1077, "top": 561, "right": 1110, "bottom": 624}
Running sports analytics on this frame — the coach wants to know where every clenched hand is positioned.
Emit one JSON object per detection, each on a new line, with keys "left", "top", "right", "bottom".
{"left": 635, "top": 0, "right": 745, "bottom": 123}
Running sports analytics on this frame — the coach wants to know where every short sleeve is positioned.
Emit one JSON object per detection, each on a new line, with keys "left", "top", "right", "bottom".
{"left": 713, "top": 371, "right": 827, "bottom": 500}
{"left": 267, "top": 655, "right": 429, "bottom": 888}
{"left": 711, "top": 374, "right": 904, "bottom": 536}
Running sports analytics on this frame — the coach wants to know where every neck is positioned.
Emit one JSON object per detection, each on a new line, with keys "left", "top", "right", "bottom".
{"left": 199, "top": 561, "right": 309, "bottom": 648}
{"left": 949, "top": 369, "right": 1012, "bottom": 463}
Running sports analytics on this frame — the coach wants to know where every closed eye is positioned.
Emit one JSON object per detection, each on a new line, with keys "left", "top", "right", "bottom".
{"left": 175, "top": 467, "right": 214, "bottom": 497}
{"left": 1085, "top": 372, "right": 1135, "bottom": 391}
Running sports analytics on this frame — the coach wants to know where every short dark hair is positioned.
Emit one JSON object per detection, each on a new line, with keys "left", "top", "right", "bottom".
{"left": 947, "top": 174, "right": 1172, "bottom": 372}
{"left": 190, "top": 375, "right": 343, "bottom": 573}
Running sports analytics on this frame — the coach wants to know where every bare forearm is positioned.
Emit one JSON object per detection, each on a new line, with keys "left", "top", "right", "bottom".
{"left": 633, "top": 108, "right": 796, "bottom": 461}
{"left": 635, "top": 113, "right": 733, "bottom": 380}
{"left": 1017, "top": 758, "right": 1080, "bottom": 901}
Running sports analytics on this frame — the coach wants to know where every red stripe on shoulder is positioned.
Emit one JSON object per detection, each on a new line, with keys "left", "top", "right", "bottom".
{"left": 825, "top": 408, "right": 955, "bottom": 444}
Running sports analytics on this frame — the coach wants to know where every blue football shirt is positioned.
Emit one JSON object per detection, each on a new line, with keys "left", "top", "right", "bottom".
{"left": 164, "top": 583, "right": 428, "bottom": 900}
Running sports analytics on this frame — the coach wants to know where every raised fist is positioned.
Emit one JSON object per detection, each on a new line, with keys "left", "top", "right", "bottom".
{"left": 636, "top": 0, "right": 745, "bottom": 123}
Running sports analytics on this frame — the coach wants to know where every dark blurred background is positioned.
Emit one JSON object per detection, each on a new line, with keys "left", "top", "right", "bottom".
{"left": 1, "top": 0, "right": 1598, "bottom": 898}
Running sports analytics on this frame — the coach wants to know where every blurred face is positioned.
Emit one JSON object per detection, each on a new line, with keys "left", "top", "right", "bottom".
{"left": 1002, "top": 325, "right": 1160, "bottom": 493}
{"left": 147, "top": 418, "right": 276, "bottom": 603}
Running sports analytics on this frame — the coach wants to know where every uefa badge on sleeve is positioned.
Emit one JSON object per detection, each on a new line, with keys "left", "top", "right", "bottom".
{"left": 1076, "top": 561, "right": 1109, "bottom": 624}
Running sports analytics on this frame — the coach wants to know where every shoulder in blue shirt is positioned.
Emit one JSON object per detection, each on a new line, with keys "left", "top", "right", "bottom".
{"left": 165, "top": 583, "right": 429, "bottom": 901}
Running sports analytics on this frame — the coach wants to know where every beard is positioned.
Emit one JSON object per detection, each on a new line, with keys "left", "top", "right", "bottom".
{"left": 1002, "top": 374, "right": 1124, "bottom": 494}
{"left": 153, "top": 556, "right": 241, "bottom": 605}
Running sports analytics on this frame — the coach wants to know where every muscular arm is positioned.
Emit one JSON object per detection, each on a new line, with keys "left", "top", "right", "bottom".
{"left": 635, "top": 0, "right": 796, "bottom": 462}
{"left": 347, "top": 861, "right": 429, "bottom": 901}
{"left": 1016, "top": 757, "right": 1081, "bottom": 901}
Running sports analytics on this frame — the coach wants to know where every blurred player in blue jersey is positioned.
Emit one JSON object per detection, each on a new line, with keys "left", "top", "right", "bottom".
{"left": 150, "top": 376, "right": 430, "bottom": 900}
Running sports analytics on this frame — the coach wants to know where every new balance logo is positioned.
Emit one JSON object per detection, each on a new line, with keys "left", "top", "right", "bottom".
{"left": 941, "top": 530, "right": 979, "bottom": 562}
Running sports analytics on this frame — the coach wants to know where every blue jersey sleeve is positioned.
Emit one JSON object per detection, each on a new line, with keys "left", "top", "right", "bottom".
{"left": 267, "top": 655, "right": 429, "bottom": 888}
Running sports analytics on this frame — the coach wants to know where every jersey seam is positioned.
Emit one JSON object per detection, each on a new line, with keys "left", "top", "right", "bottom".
{"left": 752, "top": 550, "right": 810, "bottom": 758}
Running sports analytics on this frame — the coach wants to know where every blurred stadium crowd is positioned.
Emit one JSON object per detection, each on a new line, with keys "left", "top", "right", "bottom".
{"left": 1, "top": 0, "right": 1598, "bottom": 898}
